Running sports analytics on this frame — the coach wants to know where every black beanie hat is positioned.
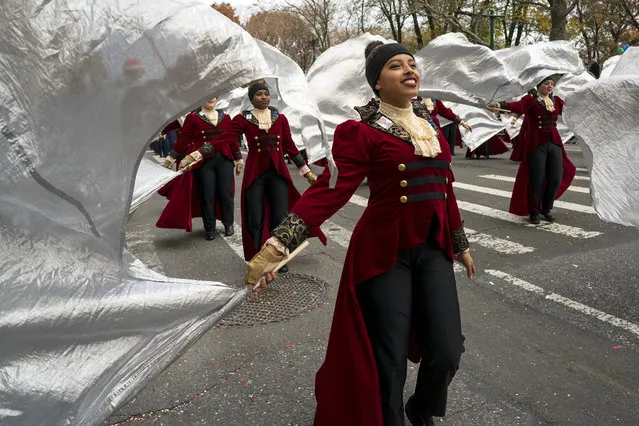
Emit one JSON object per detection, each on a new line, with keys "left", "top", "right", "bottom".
{"left": 365, "top": 41, "right": 414, "bottom": 94}
{"left": 248, "top": 82, "right": 269, "bottom": 101}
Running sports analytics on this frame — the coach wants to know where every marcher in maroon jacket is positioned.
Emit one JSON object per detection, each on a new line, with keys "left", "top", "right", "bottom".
{"left": 422, "top": 97, "right": 472, "bottom": 155}
{"left": 489, "top": 76, "right": 576, "bottom": 224}
{"left": 179, "top": 83, "right": 321, "bottom": 264}
{"left": 159, "top": 98, "right": 242, "bottom": 240}
{"left": 245, "top": 41, "right": 475, "bottom": 426}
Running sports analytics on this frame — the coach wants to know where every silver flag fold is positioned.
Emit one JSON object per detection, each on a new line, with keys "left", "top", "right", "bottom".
{"left": 0, "top": 1, "right": 274, "bottom": 424}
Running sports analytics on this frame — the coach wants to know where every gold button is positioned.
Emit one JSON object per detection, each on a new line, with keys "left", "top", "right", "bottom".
{"left": 398, "top": 164, "right": 406, "bottom": 171}
{"left": 257, "top": 143, "right": 260, "bottom": 146}
{"left": 277, "top": 142, "right": 280, "bottom": 145}
{"left": 254, "top": 136, "right": 258, "bottom": 140}
{"left": 539, "top": 126, "right": 542, "bottom": 128}
{"left": 258, "top": 149, "right": 261, "bottom": 152}
{"left": 201, "top": 130, "right": 205, "bottom": 133}
{"left": 400, "top": 180, "right": 407, "bottom": 187}
{"left": 446, "top": 177, "right": 449, "bottom": 184}
{"left": 277, "top": 135, "right": 281, "bottom": 139}
{"left": 400, "top": 196, "right": 408, "bottom": 203}
{"left": 449, "top": 162, "right": 453, "bottom": 170}
{"left": 445, "top": 193, "right": 448, "bottom": 199}
{"left": 538, "top": 116, "right": 541, "bottom": 119}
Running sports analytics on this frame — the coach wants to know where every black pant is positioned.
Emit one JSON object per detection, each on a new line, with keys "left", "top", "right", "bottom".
{"left": 441, "top": 124, "right": 456, "bottom": 155}
{"left": 244, "top": 169, "right": 289, "bottom": 251}
{"left": 193, "top": 153, "right": 234, "bottom": 232}
{"left": 356, "top": 237, "right": 463, "bottom": 425}
{"left": 527, "top": 141, "right": 563, "bottom": 214}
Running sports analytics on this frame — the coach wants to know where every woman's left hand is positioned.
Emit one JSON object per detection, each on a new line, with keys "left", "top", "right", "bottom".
{"left": 304, "top": 171, "right": 317, "bottom": 185}
{"left": 460, "top": 121, "right": 473, "bottom": 132}
{"left": 455, "top": 250, "right": 475, "bottom": 280}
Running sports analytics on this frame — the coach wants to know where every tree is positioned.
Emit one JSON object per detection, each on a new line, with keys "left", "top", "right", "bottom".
{"left": 211, "top": 2, "right": 241, "bottom": 24}
{"left": 377, "top": 0, "right": 410, "bottom": 43}
{"left": 285, "top": 0, "right": 337, "bottom": 50}
{"left": 246, "top": 11, "right": 317, "bottom": 72}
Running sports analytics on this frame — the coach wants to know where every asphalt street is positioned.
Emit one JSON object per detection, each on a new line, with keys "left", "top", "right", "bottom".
{"left": 107, "top": 144, "right": 639, "bottom": 425}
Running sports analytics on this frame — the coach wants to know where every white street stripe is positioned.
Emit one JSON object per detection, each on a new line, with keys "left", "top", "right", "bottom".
{"left": 224, "top": 224, "right": 246, "bottom": 261}
{"left": 576, "top": 167, "right": 589, "bottom": 173}
{"left": 465, "top": 228, "right": 535, "bottom": 254}
{"left": 485, "top": 270, "right": 639, "bottom": 338}
{"left": 453, "top": 181, "right": 595, "bottom": 214}
{"left": 349, "top": 194, "right": 369, "bottom": 207}
{"left": 320, "top": 221, "right": 353, "bottom": 249}
{"left": 573, "top": 175, "right": 590, "bottom": 181}
{"left": 478, "top": 174, "right": 589, "bottom": 194}
{"left": 457, "top": 200, "right": 602, "bottom": 239}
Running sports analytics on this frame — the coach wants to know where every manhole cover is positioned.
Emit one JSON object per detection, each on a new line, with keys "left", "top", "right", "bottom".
{"left": 219, "top": 273, "right": 329, "bottom": 326}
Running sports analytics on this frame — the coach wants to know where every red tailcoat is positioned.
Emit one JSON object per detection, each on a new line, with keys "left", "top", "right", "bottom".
{"left": 288, "top": 100, "right": 464, "bottom": 425}
{"left": 504, "top": 95, "right": 575, "bottom": 215}
{"left": 156, "top": 110, "right": 240, "bottom": 231}
{"left": 200, "top": 107, "right": 326, "bottom": 260}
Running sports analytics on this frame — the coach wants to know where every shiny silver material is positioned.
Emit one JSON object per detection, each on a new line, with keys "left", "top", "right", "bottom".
{"left": 130, "top": 158, "right": 180, "bottom": 214}
{"left": 0, "top": 1, "right": 273, "bottom": 424}
{"left": 563, "top": 47, "right": 639, "bottom": 228}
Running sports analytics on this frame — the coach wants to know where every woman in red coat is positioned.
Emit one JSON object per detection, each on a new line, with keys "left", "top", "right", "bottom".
{"left": 245, "top": 42, "right": 475, "bottom": 426}
{"left": 157, "top": 98, "right": 242, "bottom": 240}
{"left": 489, "top": 76, "right": 576, "bottom": 224}
{"left": 179, "top": 83, "right": 320, "bottom": 265}
{"left": 422, "top": 97, "right": 472, "bottom": 155}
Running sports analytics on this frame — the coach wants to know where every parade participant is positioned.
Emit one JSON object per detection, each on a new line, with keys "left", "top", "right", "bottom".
{"left": 422, "top": 97, "right": 472, "bottom": 155}
{"left": 464, "top": 133, "right": 509, "bottom": 159}
{"left": 489, "top": 76, "right": 576, "bottom": 224}
{"left": 157, "top": 98, "right": 242, "bottom": 240}
{"left": 179, "top": 82, "right": 320, "bottom": 266}
{"left": 245, "top": 41, "right": 474, "bottom": 426}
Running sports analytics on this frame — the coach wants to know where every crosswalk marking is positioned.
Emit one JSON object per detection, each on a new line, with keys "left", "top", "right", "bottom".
{"left": 576, "top": 167, "right": 589, "bottom": 173}
{"left": 465, "top": 228, "right": 535, "bottom": 254}
{"left": 453, "top": 182, "right": 595, "bottom": 214}
{"left": 485, "top": 270, "right": 639, "bottom": 338}
{"left": 456, "top": 200, "right": 602, "bottom": 239}
{"left": 224, "top": 224, "right": 246, "bottom": 261}
{"left": 478, "top": 174, "right": 590, "bottom": 194}
{"left": 573, "top": 175, "right": 590, "bottom": 181}
{"left": 320, "top": 221, "right": 353, "bottom": 249}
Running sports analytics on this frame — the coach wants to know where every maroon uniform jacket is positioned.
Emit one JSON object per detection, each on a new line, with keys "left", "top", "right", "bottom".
{"left": 271, "top": 99, "right": 469, "bottom": 426}
{"left": 502, "top": 94, "right": 575, "bottom": 215}
{"left": 156, "top": 110, "right": 241, "bottom": 231}
{"left": 198, "top": 107, "right": 326, "bottom": 260}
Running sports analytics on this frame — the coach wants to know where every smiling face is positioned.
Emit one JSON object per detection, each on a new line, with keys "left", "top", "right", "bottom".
{"left": 537, "top": 79, "right": 554, "bottom": 96}
{"left": 251, "top": 90, "right": 270, "bottom": 109}
{"left": 375, "top": 54, "right": 420, "bottom": 107}
{"left": 202, "top": 98, "right": 217, "bottom": 110}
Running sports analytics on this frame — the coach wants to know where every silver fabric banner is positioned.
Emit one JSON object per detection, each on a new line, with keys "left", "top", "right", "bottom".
{"left": 563, "top": 47, "right": 639, "bottom": 228}
{"left": 0, "top": 1, "right": 274, "bottom": 424}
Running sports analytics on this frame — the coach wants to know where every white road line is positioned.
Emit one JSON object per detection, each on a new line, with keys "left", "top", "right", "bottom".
{"left": 457, "top": 200, "right": 602, "bottom": 239}
{"left": 465, "top": 228, "right": 535, "bottom": 254}
{"left": 485, "top": 270, "right": 639, "bottom": 338}
{"left": 320, "top": 221, "right": 353, "bottom": 249}
{"left": 224, "top": 224, "right": 246, "bottom": 261}
{"left": 573, "top": 175, "right": 590, "bottom": 181}
{"left": 349, "top": 194, "right": 369, "bottom": 207}
{"left": 453, "top": 181, "right": 595, "bottom": 214}
{"left": 576, "top": 167, "right": 589, "bottom": 173}
{"left": 478, "top": 174, "right": 590, "bottom": 194}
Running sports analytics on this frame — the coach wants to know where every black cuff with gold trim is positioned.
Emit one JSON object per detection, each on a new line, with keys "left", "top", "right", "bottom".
{"left": 290, "top": 153, "right": 306, "bottom": 169}
{"left": 233, "top": 151, "right": 242, "bottom": 160}
{"left": 200, "top": 142, "right": 216, "bottom": 157}
{"left": 451, "top": 224, "right": 470, "bottom": 254}
{"left": 499, "top": 101, "right": 509, "bottom": 111}
{"left": 453, "top": 116, "right": 462, "bottom": 125}
{"left": 168, "top": 149, "right": 181, "bottom": 159}
{"left": 271, "top": 213, "right": 311, "bottom": 252}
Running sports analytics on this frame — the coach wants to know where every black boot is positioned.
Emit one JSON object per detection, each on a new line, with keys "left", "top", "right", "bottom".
{"left": 405, "top": 395, "right": 434, "bottom": 426}
{"left": 541, "top": 210, "right": 555, "bottom": 222}
{"left": 529, "top": 212, "right": 540, "bottom": 225}
{"left": 205, "top": 231, "right": 216, "bottom": 240}
{"left": 224, "top": 225, "right": 234, "bottom": 236}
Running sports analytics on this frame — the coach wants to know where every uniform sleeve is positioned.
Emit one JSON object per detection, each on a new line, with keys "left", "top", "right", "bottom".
{"left": 169, "top": 114, "right": 195, "bottom": 157}
{"left": 198, "top": 114, "right": 245, "bottom": 158}
{"left": 554, "top": 96, "right": 564, "bottom": 115}
{"left": 270, "top": 121, "right": 370, "bottom": 251}
{"left": 436, "top": 99, "right": 462, "bottom": 124}
{"left": 279, "top": 115, "right": 307, "bottom": 169}
{"left": 504, "top": 94, "right": 533, "bottom": 116}
{"left": 445, "top": 173, "right": 469, "bottom": 254}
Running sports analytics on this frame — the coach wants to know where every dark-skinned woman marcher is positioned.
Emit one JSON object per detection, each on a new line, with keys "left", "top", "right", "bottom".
{"left": 244, "top": 41, "right": 475, "bottom": 426}
{"left": 489, "top": 76, "right": 576, "bottom": 224}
